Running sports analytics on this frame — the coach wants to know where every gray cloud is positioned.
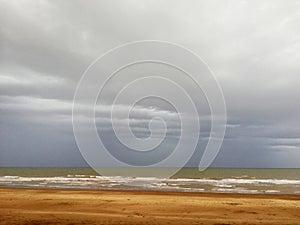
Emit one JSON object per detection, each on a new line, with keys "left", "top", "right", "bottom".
{"left": 0, "top": 0, "right": 299, "bottom": 168}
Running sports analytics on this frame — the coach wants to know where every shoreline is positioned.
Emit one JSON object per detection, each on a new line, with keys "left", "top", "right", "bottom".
{"left": 0, "top": 185, "right": 300, "bottom": 199}
{"left": 1, "top": 187, "right": 300, "bottom": 225}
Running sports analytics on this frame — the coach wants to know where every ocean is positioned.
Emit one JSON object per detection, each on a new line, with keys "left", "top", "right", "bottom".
{"left": 0, "top": 168, "right": 299, "bottom": 194}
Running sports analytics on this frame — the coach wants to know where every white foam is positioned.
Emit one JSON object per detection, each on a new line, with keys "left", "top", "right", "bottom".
{"left": 1, "top": 175, "right": 300, "bottom": 185}
{"left": 265, "top": 190, "right": 280, "bottom": 193}
{"left": 0, "top": 175, "right": 299, "bottom": 194}
{"left": 216, "top": 184, "right": 233, "bottom": 188}
{"left": 213, "top": 187, "right": 260, "bottom": 194}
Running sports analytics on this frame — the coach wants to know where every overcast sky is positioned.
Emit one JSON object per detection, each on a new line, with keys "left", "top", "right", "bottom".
{"left": 0, "top": 0, "right": 300, "bottom": 168}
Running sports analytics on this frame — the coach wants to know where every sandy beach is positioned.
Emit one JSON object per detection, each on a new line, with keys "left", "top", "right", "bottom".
{"left": 0, "top": 188, "right": 299, "bottom": 225}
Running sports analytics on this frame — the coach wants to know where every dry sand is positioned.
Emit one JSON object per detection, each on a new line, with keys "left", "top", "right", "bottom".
{"left": 0, "top": 187, "right": 299, "bottom": 225}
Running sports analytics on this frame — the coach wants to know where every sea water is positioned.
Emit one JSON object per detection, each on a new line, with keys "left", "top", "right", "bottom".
{"left": 0, "top": 168, "right": 299, "bottom": 194}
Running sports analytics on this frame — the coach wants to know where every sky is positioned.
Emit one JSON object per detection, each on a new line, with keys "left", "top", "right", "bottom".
{"left": 0, "top": 0, "right": 300, "bottom": 168}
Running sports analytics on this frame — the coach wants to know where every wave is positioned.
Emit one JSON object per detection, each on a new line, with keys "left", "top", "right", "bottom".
{"left": 1, "top": 175, "right": 300, "bottom": 184}
{"left": 0, "top": 175, "right": 299, "bottom": 194}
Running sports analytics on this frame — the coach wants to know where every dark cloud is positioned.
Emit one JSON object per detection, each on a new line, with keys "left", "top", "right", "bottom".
{"left": 0, "top": 0, "right": 299, "bottom": 168}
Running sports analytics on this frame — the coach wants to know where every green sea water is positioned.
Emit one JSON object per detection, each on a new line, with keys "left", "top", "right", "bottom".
{"left": 0, "top": 167, "right": 299, "bottom": 179}
{"left": 0, "top": 167, "right": 299, "bottom": 194}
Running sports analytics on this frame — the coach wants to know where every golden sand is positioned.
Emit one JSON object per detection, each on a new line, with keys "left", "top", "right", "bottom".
{"left": 0, "top": 187, "right": 299, "bottom": 225}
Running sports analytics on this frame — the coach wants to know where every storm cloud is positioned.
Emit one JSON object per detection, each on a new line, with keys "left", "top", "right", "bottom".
{"left": 0, "top": 0, "right": 300, "bottom": 168}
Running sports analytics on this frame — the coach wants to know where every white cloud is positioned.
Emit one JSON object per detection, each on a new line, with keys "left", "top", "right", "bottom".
{"left": 0, "top": 70, "right": 64, "bottom": 87}
{"left": 270, "top": 145, "right": 300, "bottom": 151}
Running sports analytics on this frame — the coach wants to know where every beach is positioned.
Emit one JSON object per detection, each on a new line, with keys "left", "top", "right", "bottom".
{"left": 0, "top": 188, "right": 299, "bottom": 225}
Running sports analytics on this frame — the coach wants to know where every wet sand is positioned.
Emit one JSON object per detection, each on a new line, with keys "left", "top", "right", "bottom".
{"left": 0, "top": 187, "right": 299, "bottom": 225}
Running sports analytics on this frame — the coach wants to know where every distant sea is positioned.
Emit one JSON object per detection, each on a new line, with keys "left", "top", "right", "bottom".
{"left": 0, "top": 168, "right": 299, "bottom": 194}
